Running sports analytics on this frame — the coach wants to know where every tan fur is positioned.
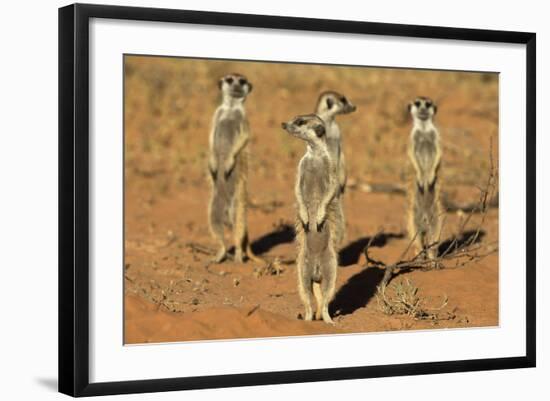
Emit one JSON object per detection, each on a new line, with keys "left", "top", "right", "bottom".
{"left": 407, "top": 180, "right": 442, "bottom": 261}
{"left": 315, "top": 91, "right": 356, "bottom": 249}
{"left": 207, "top": 74, "right": 263, "bottom": 264}
{"left": 294, "top": 201, "right": 339, "bottom": 322}
{"left": 282, "top": 114, "right": 339, "bottom": 324}
{"left": 407, "top": 97, "right": 443, "bottom": 263}
{"left": 334, "top": 198, "right": 346, "bottom": 249}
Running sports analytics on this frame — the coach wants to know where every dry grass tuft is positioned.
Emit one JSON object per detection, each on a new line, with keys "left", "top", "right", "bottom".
{"left": 253, "top": 258, "right": 285, "bottom": 278}
{"left": 375, "top": 278, "right": 455, "bottom": 322}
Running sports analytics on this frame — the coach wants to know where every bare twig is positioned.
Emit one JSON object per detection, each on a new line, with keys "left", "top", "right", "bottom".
{"left": 376, "top": 278, "right": 455, "bottom": 321}
{"left": 366, "top": 138, "right": 499, "bottom": 288}
{"left": 246, "top": 304, "right": 261, "bottom": 317}
{"left": 442, "top": 191, "right": 499, "bottom": 213}
{"left": 186, "top": 241, "right": 216, "bottom": 256}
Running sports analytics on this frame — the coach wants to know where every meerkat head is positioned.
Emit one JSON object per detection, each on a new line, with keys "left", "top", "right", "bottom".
{"left": 218, "top": 73, "right": 253, "bottom": 101}
{"left": 408, "top": 96, "right": 437, "bottom": 121}
{"left": 281, "top": 114, "right": 326, "bottom": 146}
{"left": 316, "top": 91, "right": 357, "bottom": 116}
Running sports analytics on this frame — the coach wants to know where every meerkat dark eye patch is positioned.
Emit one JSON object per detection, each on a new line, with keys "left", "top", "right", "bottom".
{"left": 414, "top": 100, "right": 421, "bottom": 107}
{"left": 225, "top": 77, "right": 234, "bottom": 84}
{"left": 340, "top": 96, "right": 347, "bottom": 104}
{"left": 314, "top": 125, "right": 326, "bottom": 137}
{"left": 425, "top": 101, "right": 432, "bottom": 108}
{"left": 326, "top": 98, "right": 334, "bottom": 109}
{"left": 238, "top": 78, "right": 247, "bottom": 85}
{"left": 295, "top": 118, "right": 306, "bottom": 126}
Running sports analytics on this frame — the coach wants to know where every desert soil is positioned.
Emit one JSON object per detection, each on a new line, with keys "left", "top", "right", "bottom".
{"left": 123, "top": 56, "right": 499, "bottom": 344}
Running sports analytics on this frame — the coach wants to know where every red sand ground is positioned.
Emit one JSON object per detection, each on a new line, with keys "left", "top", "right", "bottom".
{"left": 123, "top": 56, "right": 499, "bottom": 344}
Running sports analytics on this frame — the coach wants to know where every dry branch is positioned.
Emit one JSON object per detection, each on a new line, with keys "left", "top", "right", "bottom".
{"left": 365, "top": 139, "right": 499, "bottom": 288}
{"left": 185, "top": 241, "right": 215, "bottom": 256}
{"left": 442, "top": 191, "right": 499, "bottom": 213}
{"left": 376, "top": 278, "right": 455, "bottom": 321}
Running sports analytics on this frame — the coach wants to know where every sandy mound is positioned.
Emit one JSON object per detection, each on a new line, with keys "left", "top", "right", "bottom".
{"left": 125, "top": 295, "right": 340, "bottom": 343}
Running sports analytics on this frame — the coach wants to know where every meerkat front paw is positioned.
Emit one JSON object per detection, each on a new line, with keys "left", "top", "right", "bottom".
{"left": 416, "top": 180, "right": 425, "bottom": 195}
{"left": 316, "top": 208, "right": 327, "bottom": 231}
{"left": 427, "top": 176, "right": 437, "bottom": 193}
{"left": 299, "top": 209, "right": 309, "bottom": 232}
{"left": 223, "top": 157, "right": 236, "bottom": 179}
{"left": 208, "top": 166, "right": 218, "bottom": 181}
{"left": 208, "top": 157, "right": 218, "bottom": 180}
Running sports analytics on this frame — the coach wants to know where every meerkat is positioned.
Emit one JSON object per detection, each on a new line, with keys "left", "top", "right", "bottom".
{"left": 407, "top": 96, "right": 442, "bottom": 261}
{"left": 315, "top": 91, "right": 356, "bottom": 248}
{"left": 207, "top": 73, "right": 261, "bottom": 264}
{"left": 281, "top": 114, "right": 339, "bottom": 324}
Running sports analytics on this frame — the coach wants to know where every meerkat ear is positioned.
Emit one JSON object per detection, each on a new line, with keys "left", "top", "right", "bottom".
{"left": 247, "top": 82, "right": 253, "bottom": 93}
{"left": 433, "top": 104, "right": 438, "bottom": 114}
{"left": 407, "top": 103, "right": 412, "bottom": 112}
{"left": 218, "top": 78, "right": 223, "bottom": 90}
{"left": 326, "top": 98, "right": 334, "bottom": 110}
{"left": 314, "top": 125, "right": 326, "bottom": 137}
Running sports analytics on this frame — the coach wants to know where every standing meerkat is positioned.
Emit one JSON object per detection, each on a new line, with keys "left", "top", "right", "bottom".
{"left": 281, "top": 114, "right": 339, "bottom": 324}
{"left": 407, "top": 96, "right": 442, "bottom": 261}
{"left": 207, "top": 73, "right": 260, "bottom": 264}
{"left": 315, "top": 91, "right": 356, "bottom": 247}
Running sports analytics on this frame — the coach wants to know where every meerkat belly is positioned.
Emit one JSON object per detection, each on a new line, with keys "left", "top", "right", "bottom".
{"left": 304, "top": 225, "right": 331, "bottom": 256}
{"left": 325, "top": 137, "right": 340, "bottom": 163}
{"left": 214, "top": 118, "right": 240, "bottom": 162}
{"left": 213, "top": 117, "right": 242, "bottom": 198}
{"left": 301, "top": 165, "right": 331, "bottom": 253}
{"left": 301, "top": 159, "right": 329, "bottom": 214}
{"left": 414, "top": 134, "right": 437, "bottom": 174}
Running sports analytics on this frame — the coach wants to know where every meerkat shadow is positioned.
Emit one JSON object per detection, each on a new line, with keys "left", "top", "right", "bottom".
{"left": 338, "top": 232, "right": 405, "bottom": 267}
{"left": 329, "top": 267, "right": 386, "bottom": 317}
{"left": 250, "top": 223, "right": 295, "bottom": 255}
{"left": 437, "top": 229, "right": 486, "bottom": 256}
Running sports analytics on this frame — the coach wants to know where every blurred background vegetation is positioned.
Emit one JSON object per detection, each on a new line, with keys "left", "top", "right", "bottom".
{"left": 124, "top": 55, "right": 498, "bottom": 200}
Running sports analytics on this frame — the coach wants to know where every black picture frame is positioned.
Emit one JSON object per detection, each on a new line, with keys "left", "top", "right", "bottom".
{"left": 58, "top": 3, "right": 536, "bottom": 397}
